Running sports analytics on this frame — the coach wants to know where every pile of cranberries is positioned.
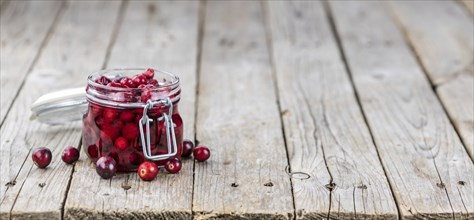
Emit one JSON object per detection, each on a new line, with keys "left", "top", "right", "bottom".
{"left": 31, "top": 68, "right": 211, "bottom": 182}
{"left": 31, "top": 140, "right": 210, "bottom": 181}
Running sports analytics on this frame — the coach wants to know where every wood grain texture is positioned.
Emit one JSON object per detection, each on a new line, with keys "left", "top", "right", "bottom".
{"left": 265, "top": 1, "right": 398, "bottom": 219}
{"left": 461, "top": 0, "right": 474, "bottom": 15}
{"left": 329, "top": 1, "right": 474, "bottom": 219}
{"left": 0, "top": 1, "right": 122, "bottom": 219}
{"left": 64, "top": 1, "right": 199, "bottom": 219}
{"left": 193, "top": 1, "right": 294, "bottom": 219}
{"left": 0, "top": 1, "right": 62, "bottom": 124}
{"left": 389, "top": 0, "right": 474, "bottom": 160}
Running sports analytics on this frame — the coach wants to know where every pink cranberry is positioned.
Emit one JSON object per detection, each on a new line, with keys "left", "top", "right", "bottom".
{"left": 62, "top": 146, "right": 79, "bottom": 164}
{"left": 181, "top": 139, "right": 194, "bottom": 157}
{"left": 122, "top": 123, "right": 139, "bottom": 140}
{"left": 32, "top": 147, "right": 52, "bottom": 169}
{"left": 103, "top": 109, "right": 119, "bottom": 122}
{"left": 164, "top": 157, "right": 182, "bottom": 174}
{"left": 119, "top": 111, "right": 135, "bottom": 122}
{"left": 114, "top": 137, "right": 129, "bottom": 151}
{"left": 193, "top": 146, "right": 210, "bottom": 162}
{"left": 96, "top": 156, "right": 117, "bottom": 179}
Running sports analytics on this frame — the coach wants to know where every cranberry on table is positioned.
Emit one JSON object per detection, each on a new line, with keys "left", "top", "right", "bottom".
{"left": 62, "top": 146, "right": 80, "bottom": 164}
{"left": 96, "top": 156, "right": 117, "bottom": 179}
{"left": 138, "top": 162, "right": 159, "bottom": 181}
{"left": 165, "top": 158, "right": 182, "bottom": 174}
{"left": 32, "top": 147, "right": 52, "bottom": 169}
{"left": 193, "top": 146, "right": 210, "bottom": 162}
{"left": 181, "top": 139, "right": 194, "bottom": 158}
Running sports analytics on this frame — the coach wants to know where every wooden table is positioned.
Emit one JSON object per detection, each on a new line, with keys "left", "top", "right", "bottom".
{"left": 1, "top": 1, "right": 473, "bottom": 219}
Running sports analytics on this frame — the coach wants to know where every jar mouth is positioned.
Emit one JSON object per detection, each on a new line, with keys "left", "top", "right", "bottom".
{"left": 86, "top": 68, "right": 181, "bottom": 107}
{"left": 87, "top": 68, "right": 180, "bottom": 92}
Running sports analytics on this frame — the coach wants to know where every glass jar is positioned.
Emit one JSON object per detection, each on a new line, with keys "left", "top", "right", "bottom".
{"left": 82, "top": 68, "right": 183, "bottom": 172}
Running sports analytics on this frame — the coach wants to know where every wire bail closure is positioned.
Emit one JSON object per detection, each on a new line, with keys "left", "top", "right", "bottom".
{"left": 139, "top": 98, "right": 178, "bottom": 161}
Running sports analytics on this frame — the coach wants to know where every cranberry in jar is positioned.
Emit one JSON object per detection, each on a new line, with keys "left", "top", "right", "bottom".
{"left": 82, "top": 68, "right": 183, "bottom": 172}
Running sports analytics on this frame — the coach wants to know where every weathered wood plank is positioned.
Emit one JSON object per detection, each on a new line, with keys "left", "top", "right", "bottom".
{"left": 265, "top": 1, "right": 398, "bottom": 219}
{"left": 389, "top": 0, "right": 474, "bottom": 160}
{"left": 329, "top": 1, "right": 474, "bottom": 219}
{"left": 193, "top": 1, "right": 293, "bottom": 219}
{"left": 461, "top": 0, "right": 474, "bottom": 15}
{"left": 0, "top": 1, "right": 62, "bottom": 124}
{"left": 0, "top": 1, "right": 122, "bottom": 219}
{"left": 64, "top": 1, "right": 199, "bottom": 219}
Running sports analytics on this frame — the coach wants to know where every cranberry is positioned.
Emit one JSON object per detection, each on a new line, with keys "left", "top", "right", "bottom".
{"left": 107, "top": 82, "right": 126, "bottom": 88}
{"left": 132, "top": 75, "right": 147, "bottom": 86}
{"left": 95, "top": 76, "right": 111, "bottom": 85}
{"left": 122, "top": 123, "right": 139, "bottom": 140}
{"left": 181, "top": 139, "right": 194, "bottom": 157}
{"left": 96, "top": 156, "right": 117, "bottom": 179}
{"left": 119, "top": 111, "right": 135, "bottom": 122}
{"left": 62, "top": 146, "right": 79, "bottom": 164}
{"left": 32, "top": 147, "right": 52, "bottom": 169}
{"left": 129, "top": 152, "right": 144, "bottom": 166}
{"left": 100, "top": 123, "right": 121, "bottom": 142}
{"left": 103, "top": 109, "right": 119, "bottom": 122}
{"left": 149, "top": 79, "right": 159, "bottom": 86}
{"left": 143, "top": 68, "right": 155, "bottom": 79}
{"left": 87, "top": 144, "right": 99, "bottom": 158}
{"left": 95, "top": 116, "right": 105, "bottom": 128}
{"left": 120, "top": 77, "right": 138, "bottom": 88}
{"left": 114, "top": 137, "right": 129, "bottom": 151}
{"left": 138, "top": 161, "right": 159, "bottom": 181}
{"left": 140, "top": 89, "right": 152, "bottom": 102}
{"left": 164, "top": 158, "right": 182, "bottom": 174}
{"left": 193, "top": 146, "right": 210, "bottom": 162}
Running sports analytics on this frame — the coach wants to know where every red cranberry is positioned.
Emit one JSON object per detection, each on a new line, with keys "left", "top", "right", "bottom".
{"left": 107, "top": 82, "right": 126, "bottom": 88}
{"left": 95, "top": 76, "right": 111, "bottom": 85}
{"left": 122, "top": 123, "right": 139, "bottom": 140}
{"left": 140, "top": 89, "right": 152, "bottom": 102}
{"left": 149, "top": 79, "right": 158, "bottom": 86}
{"left": 193, "top": 146, "right": 210, "bottom": 162}
{"left": 143, "top": 68, "right": 155, "bottom": 79}
{"left": 164, "top": 158, "right": 182, "bottom": 174}
{"left": 87, "top": 144, "right": 99, "bottom": 159}
{"left": 181, "top": 139, "right": 194, "bottom": 157}
{"left": 62, "top": 146, "right": 79, "bottom": 164}
{"left": 103, "top": 109, "right": 119, "bottom": 123}
{"left": 95, "top": 116, "right": 105, "bottom": 128}
{"left": 120, "top": 77, "right": 138, "bottom": 88}
{"left": 119, "top": 111, "right": 135, "bottom": 122}
{"left": 100, "top": 123, "right": 121, "bottom": 142}
{"left": 129, "top": 152, "right": 144, "bottom": 166}
{"left": 96, "top": 156, "right": 117, "bottom": 179}
{"left": 32, "top": 147, "right": 52, "bottom": 169}
{"left": 138, "top": 161, "right": 158, "bottom": 181}
{"left": 114, "top": 137, "right": 129, "bottom": 151}
{"left": 132, "top": 75, "right": 147, "bottom": 86}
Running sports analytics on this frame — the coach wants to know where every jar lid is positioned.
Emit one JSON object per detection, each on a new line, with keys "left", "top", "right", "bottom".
{"left": 30, "top": 87, "right": 87, "bottom": 125}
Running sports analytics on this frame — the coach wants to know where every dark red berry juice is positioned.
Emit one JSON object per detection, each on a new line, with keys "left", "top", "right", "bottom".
{"left": 82, "top": 68, "right": 183, "bottom": 172}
